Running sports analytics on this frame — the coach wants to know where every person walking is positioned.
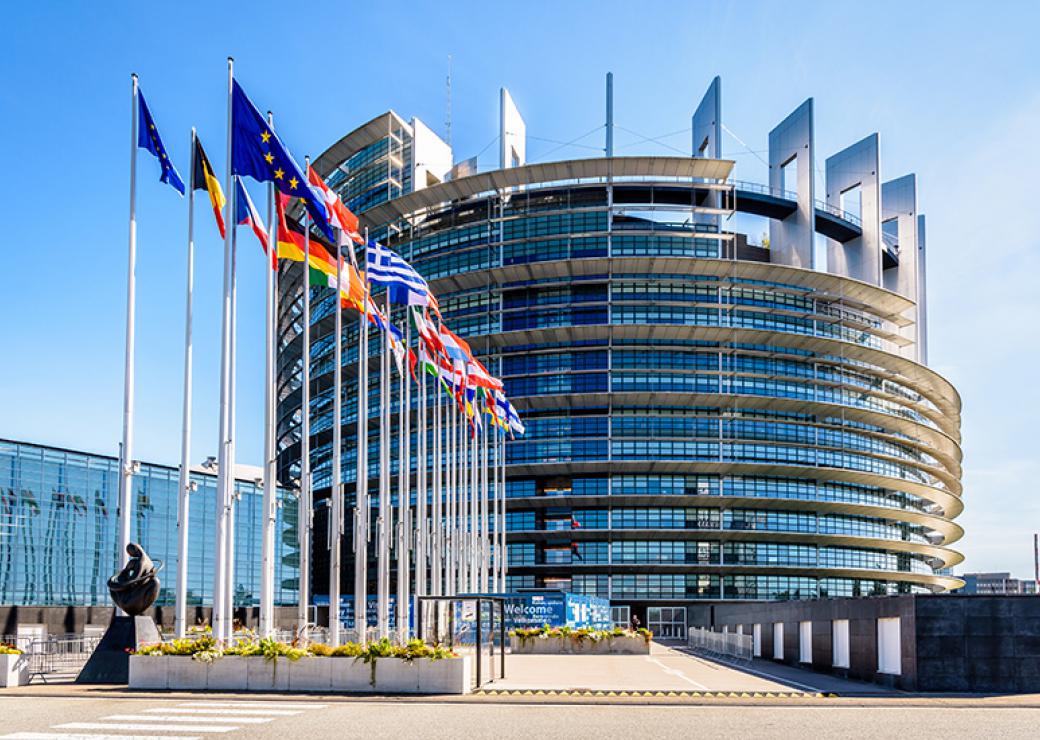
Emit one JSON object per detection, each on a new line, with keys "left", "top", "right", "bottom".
{"left": 630, "top": 613, "right": 641, "bottom": 631}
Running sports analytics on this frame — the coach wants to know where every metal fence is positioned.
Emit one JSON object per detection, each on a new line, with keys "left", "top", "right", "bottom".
{"left": 268, "top": 626, "right": 331, "bottom": 646}
{"left": 687, "top": 626, "right": 753, "bottom": 664}
{"left": 25, "top": 635, "right": 102, "bottom": 683}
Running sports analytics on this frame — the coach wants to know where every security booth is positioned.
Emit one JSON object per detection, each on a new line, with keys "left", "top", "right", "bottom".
{"left": 416, "top": 595, "right": 506, "bottom": 690}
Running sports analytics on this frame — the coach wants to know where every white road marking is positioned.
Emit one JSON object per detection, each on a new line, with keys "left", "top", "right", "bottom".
{"left": 143, "top": 708, "right": 301, "bottom": 716}
{"left": 176, "top": 702, "right": 326, "bottom": 710}
{"left": 646, "top": 657, "right": 711, "bottom": 691}
{"left": 54, "top": 724, "right": 233, "bottom": 734}
{"left": 104, "top": 715, "right": 271, "bottom": 724}
{"left": 2, "top": 735, "right": 201, "bottom": 740}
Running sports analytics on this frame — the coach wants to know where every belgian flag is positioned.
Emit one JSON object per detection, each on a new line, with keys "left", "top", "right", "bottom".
{"left": 191, "top": 136, "right": 226, "bottom": 238}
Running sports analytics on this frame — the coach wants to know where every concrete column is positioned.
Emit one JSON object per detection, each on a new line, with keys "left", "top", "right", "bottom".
{"left": 768, "top": 99, "right": 815, "bottom": 269}
{"left": 825, "top": 133, "right": 882, "bottom": 285}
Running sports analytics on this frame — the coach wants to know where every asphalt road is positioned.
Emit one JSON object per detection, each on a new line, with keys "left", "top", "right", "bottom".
{"left": 2, "top": 694, "right": 1040, "bottom": 740}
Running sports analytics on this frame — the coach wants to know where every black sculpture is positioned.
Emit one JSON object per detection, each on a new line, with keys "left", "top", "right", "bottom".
{"left": 107, "top": 542, "right": 161, "bottom": 616}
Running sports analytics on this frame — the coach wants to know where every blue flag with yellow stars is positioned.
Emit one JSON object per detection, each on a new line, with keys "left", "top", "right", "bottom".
{"left": 230, "top": 79, "right": 331, "bottom": 239}
{"left": 137, "top": 91, "right": 185, "bottom": 195}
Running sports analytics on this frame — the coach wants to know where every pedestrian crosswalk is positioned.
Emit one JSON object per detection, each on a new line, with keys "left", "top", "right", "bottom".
{"left": 1, "top": 699, "right": 328, "bottom": 739}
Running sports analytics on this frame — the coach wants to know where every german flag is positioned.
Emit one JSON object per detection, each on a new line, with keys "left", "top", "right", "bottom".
{"left": 275, "top": 192, "right": 339, "bottom": 284}
{"left": 192, "top": 136, "right": 226, "bottom": 238}
{"left": 275, "top": 193, "right": 304, "bottom": 262}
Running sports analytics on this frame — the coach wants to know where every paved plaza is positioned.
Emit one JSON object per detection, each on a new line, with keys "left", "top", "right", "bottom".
{"left": 484, "top": 642, "right": 875, "bottom": 695}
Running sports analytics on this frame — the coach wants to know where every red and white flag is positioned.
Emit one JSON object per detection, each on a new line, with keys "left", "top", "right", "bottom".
{"left": 307, "top": 165, "right": 365, "bottom": 264}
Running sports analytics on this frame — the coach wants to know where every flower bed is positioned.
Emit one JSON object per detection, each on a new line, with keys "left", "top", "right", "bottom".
{"left": 510, "top": 626, "right": 652, "bottom": 655}
{"left": 129, "top": 637, "right": 470, "bottom": 694}
{"left": 1, "top": 645, "right": 28, "bottom": 688}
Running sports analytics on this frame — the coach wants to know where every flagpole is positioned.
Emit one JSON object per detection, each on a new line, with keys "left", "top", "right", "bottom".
{"left": 492, "top": 424, "right": 499, "bottom": 593}
{"left": 501, "top": 428, "right": 508, "bottom": 591}
{"left": 470, "top": 413, "right": 476, "bottom": 594}
{"left": 116, "top": 72, "right": 140, "bottom": 599}
{"left": 416, "top": 329, "right": 427, "bottom": 603}
{"left": 446, "top": 396, "right": 455, "bottom": 595}
{"left": 260, "top": 112, "right": 277, "bottom": 639}
{"left": 174, "top": 127, "right": 197, "bottom": 639}
{"left": 470, "top": 417, "right": 478, "bottom": 593}
{"left": 299, "top": 157, "right": 312, "bottom": 637}
{"left": 430, "top": 365, "right": 438, "bottom": 602}
{"left": 329, "top": 225, "right": 343, "bottom": 647}
{"left": 354, "top": 228, "right": 370, "bottom": 643}
{"left": 225, "top": 200, "right": 239, "bottom": 644}
{"left": 463, "top": 411, "right": 471, "bottom": 594}
{"left": 396, "top": 318, "right": 410, "bottom": 640}
{"left": 498, "top": 428, "right": 505, "bottom": 592}
{"left": 481, "top": 408, "right": 489, "bottom": 592}
{"left": 454, "top": 390, "right": 461, "bottom": 596}
{"left": 443, "top": 388, "right": 450, "bottom": 596}
{"left": 431, "top": 367, "right": 441, "bottom": 598}
{"left": 453, "top": 395, "right": 459, "bottom": 595}
{"left": 467, "top": 409, "right": 475, "bottom": 593}
{"left": 214, "top": 57, "right": 235, "bottom": 643}
{"left": 377, "top": 288, "right": 390, "bottom": 640}
{"left": 457, "top": 402, "right": 466, "bottom": 594}
{"left": 453, "top": 396, "right": 460, "bottom": 596}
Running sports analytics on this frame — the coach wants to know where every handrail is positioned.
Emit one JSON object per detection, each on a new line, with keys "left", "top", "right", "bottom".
{"left": 731, "top": 180, "right": 864, "bottom": 229}
{"left": 815, "top": 199, "right": 863, "bottom": 229}
{"left": 731, "top": 179, "right": 798, "bottom": 202}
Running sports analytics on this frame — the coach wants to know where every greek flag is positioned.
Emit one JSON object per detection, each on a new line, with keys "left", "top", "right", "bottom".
{"left": 366, "top": 241, "right": 434, "bottom": 307}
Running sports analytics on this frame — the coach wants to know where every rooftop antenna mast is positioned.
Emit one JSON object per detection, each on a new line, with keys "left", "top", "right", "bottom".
{"left": 445, "top": 54, "right": 453, "bottom": 149}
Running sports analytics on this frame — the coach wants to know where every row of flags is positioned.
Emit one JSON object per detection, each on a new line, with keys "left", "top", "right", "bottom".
{"left": 137, "top": 81, "right": 523, "bottom": 438}
{"left": 130, "top": 68, "right": 524, "bottom": 644}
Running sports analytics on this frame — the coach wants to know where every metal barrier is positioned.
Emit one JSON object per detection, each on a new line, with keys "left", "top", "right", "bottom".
{"left": 26, "top": 635, "right": 102, "bottom": 683}
{"left": 687, "top": 626, "right": 753, "bottom": 664}
{"left": 269, "top": 626, "right": 331, "bottom": 646}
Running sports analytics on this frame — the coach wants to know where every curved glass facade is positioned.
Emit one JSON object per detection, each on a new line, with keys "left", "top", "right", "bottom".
{"left": 280, "top": 155, "right": 963, "bottom": 606}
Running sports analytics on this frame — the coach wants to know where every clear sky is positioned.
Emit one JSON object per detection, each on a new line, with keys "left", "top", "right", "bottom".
{"left": 1, "top": 1, "right": 1037, "bottom": 578}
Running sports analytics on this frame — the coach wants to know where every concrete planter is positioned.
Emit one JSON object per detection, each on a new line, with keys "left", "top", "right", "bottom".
{"left": 510, "top": 634, "right": 650, "bottom": 655}
{"left": 129, "top": 654, "right": 471, "bottom": 694}
{"left": 0, "top": 653, "right": 29, "bottom": 688}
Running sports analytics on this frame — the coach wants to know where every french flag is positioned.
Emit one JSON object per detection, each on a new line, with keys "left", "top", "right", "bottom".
{"left": 234, "top": 176, "right": 271, "bottom": 267}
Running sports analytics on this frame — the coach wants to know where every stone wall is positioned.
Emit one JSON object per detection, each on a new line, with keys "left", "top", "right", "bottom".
{"left": 705, "top": 595, "right": 1040, "bottom": 693}
{"left": 914, "top": 596, "right": 1040, "bottom": 692}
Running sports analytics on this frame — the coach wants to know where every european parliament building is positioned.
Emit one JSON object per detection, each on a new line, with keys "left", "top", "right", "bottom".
{"left": 289, "top": 77, "right": 963, "bottom": 636}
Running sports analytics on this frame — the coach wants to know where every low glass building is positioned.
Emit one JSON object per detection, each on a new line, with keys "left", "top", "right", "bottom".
{"left": 0, "top": 439, "right": 298, "bottom": 608}
{"left": 282, "top": 82, "right": 964, "bottom": 637}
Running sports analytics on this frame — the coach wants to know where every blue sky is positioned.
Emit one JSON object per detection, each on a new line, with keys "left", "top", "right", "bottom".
{"left": 1, "top": 1, "right": 1038, "bottom": 577}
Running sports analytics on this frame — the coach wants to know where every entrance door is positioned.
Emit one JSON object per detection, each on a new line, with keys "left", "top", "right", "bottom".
{"left": 611, "top": 606, "right": 631, "bottom": 628}
{"left": 646, "top": 606, "right": 687, "bottom": 639}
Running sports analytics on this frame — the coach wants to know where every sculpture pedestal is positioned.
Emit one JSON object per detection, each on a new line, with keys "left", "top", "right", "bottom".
{"left": 75, "top": 615, "right": 161, "bottom": 684}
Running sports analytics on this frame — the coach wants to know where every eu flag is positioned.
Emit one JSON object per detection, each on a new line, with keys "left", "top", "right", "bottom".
{"left": 137, "top": 91, "right": 185, "bottom": 195}
{"left": 230, "top": 80, "right": 332, "bottom": 239}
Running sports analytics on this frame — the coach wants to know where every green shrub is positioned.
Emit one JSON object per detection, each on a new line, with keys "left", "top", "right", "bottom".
{"left": 223, "top": 638, "right": 262, "bottom": 657}
{"left": 135, "top": 635, "right": 455, "bottom": 663}
{"left": 307, "top": 642, "right": 334, "bottom": 657}
{"left": 331, "top": 642, "right": 364, "bottom": 658}
{"left": 510, "top": 626, "right": 650, "bottom": 643}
